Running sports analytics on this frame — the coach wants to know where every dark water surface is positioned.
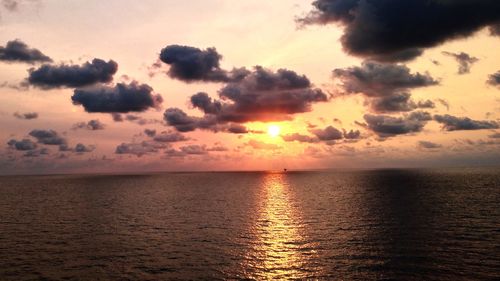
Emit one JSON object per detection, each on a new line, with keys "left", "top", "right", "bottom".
{"left": 1, "top": 168, "right": 499, "bottom": 280}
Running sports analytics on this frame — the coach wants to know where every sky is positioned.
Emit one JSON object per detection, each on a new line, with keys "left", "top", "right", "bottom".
{"left": 1, "top": 0, "right": 499, "bottom": 175}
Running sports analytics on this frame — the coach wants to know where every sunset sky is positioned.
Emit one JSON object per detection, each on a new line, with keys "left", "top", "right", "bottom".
{"left": 1, "top": 0, "right": 499, "bottom": 174}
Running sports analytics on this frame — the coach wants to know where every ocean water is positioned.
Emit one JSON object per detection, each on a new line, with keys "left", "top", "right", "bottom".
{"left": 0, "top": 168, "right": 499, "bottom": 280}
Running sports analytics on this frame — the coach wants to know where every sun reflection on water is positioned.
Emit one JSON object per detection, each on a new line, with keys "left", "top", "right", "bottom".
{"left": 245, "top": 172, "right": 317, "bottom": 280}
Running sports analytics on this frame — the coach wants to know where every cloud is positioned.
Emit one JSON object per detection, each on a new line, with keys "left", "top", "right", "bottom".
{"left": 28, "top": 59, "right": 118, "bottom": 89}
{"left": 179, "top": 145, "right": 208, "bottom": 155}
{"left": 282, "top": 128, "right": 361, "bottom": 144}
{"left": 29, "top": 129, "right": 67, "bottom": 145}
{"left": 153, "top": 131, "right": 189, "bottom": 143}
{"left": 159, "top": 45, "right": 249, "bottom": 83}
{"left": 333, "top": 61, "right": 437, "bottom": 113}
{"left": 311, "top": 125, "right": 343, "bottom": 141}
{"left": 115, "top": 141, "right": 168, "bottom": 157}
{"left": 226, "top": 124, "right": 248, "bottom": 134}
{"left": 74, "top": 143, "right": 95, "bottom": 153}
{"left": 13, "top": 111, "right": 38, "bottom": 120}
{"left": 144, "top": 129, "right": 156, "bottom": 137}
{"left": 418, "top": 141, "right": 442, "bottom": 149}
{"left": 111, "top": 114, "right": 163, "bottom": 126}
{"left": 72, "top": 81, "right": 163, "bottom": 113}
{"left": 164, "top": 144, "right": 226, "bottom": 158}
{"left": 434, "top": 114, "right": 499, "bottom": 131}
{"left": 369, "top": 93, "right": 435, "bottom": 113}
{"left": 363, "top": 111, "right": 432, "bottom": 137}
{"left": 163, "top": 108, "right": 217, "bottom": 132}
{"left": 442, "top": 51, "right": 479, "bottom": 74}
{"left": 165, "top": 66, "right": 328, "bottom": 132}
{"left": 215, "top": 66, "right": 327, "bottom": 122}
{"left": 299, "top": 0, "right": 500, "bottom": 62}
{"left": 160, "top": 46, "right": 328, "bottom": 131}
{"left": 163, "top": 108, "right": 256, "bottom": 134}
{"left": 0, "top": 39, "right": 52, "bottom": 63}
{"left": 343, "top": 129, "right": 361, "bottom": 139}
{"left": 116, "top": 131, "right": 188, "bottom": 158}
{"left": 487, "top": 71, "right": 500, "bottom": 87}
{"left": 111, "top": 113, "right": 124, "bottom": 122}
{"left": 72, "top": 119, "right": 105, "bottom": 130}
{"left": 7, "top": 138, "right": 37, "bottom": 150}
{"left": 333, "top": 61, "right": 438, "bottom": 97}
{"left": 282, "top": 133, "right": 318, "bottom": 143}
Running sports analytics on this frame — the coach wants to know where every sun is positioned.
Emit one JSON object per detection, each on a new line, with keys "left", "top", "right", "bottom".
{"left": 267, "top": 125, "right": 281, "bottom": 137}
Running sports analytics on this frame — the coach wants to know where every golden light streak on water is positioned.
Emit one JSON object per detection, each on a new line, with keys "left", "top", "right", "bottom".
{"left": 245, "top": 172, "right": 319, "bottom": 279}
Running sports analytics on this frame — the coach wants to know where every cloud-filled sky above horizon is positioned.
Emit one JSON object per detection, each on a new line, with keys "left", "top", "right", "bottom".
{"left": 1, "top": 0, "right": 499, "bottom": 174}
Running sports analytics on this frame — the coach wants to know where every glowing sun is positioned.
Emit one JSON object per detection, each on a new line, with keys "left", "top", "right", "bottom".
{"left": 267, "top": 125, "right": 281, "bottom": 137}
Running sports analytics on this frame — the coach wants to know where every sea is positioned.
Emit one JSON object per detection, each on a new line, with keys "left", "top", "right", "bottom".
{"left": 0, "top": 168, "right": 499, "bottom": 280}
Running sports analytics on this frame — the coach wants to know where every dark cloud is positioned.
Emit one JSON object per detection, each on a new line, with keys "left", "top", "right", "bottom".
{"left": 165, "top": 66, "right": 328, "bottom": 132}
{"left": 0, "top": 39, "right": 52, "bottom": 63}
{"left": 74, "top": 143, "right": 95, "bottom": 153}
{"left": 163, "top": 108, "right": 217, "bottom": 132}
{"left": 163, "top": 107, "right": 251, "bottom": 134}
{"left": 363, "top": 111, "right": 432, "bottom": 137}
{"left": 370, "top": 93, "right": 435, "bottom": 113}
{"left": 13, "top": 111, "right": 38, "bottom": 120}
{"left": 418, "top": 141, "right": 442, "bottom": 149}
{"left": 190, "top": 92, "right": 222, "bottom": 114}
{"left": 112, "top": 114, "right": 163, "bottom": 126}
{"left": 215, "top": 66, "right": 326, "bottom": 120}
{"left": 28, "top": 59, "right": 118, "bottom": 89}
{"left": 58, "top": 144, "right": 72, "bottom": 152}
{"left": 490, "top": 23, "right": 500, "bottom": 36}
{"left": 487, "top": 71, "right": 500, "bottom": 87}
{"left": 434, "top": 114, "right": 499, "bottom": 131}
{"left": 87, "top": 119, "right": 105, "bottom": 130}
{"left": 282, "top": 128, "right": 362, "bottom": 144}
{"left": 311, "top": 125, "right": 343, "bottom": 141}
{"left": 144, "top": 129, "right": 156, "bottom": 137}
{"left": 343, "top": 129, "right": 361, "bottom": 139}
{"left": 333, "top": 61, "right": 438, "bottom": 97}
{"left": 111, "top": 113, "right": 124, "bottom": 122}
{"left": 72, "top": 119, "right": 105, "bottom": 130}
{"left": 115, "top": 141, "right": 168, "bottom": 157}
{"left": 442, "top": 51, "right": 479, "bottom": 74}
{"left": 227, "top": 124, "right": 249, "bottom": 134}
{"left": 29, "top": 129, "right": 67, "bottom": 145}
{"left": 282, "top": 133, "right": 318, "bottom": 143}
{"left": 72, "top": 81, "right": 163, "bottom": 113}
{"left": 299, "top": 0, "right": 500, "bottom": 62}
{"left": 159, "top": 45, "right": 249, "bottom": 83}
{"left": 164, "top": 144, "right": 221, "bottom": 158}
{"left": 153, "top": 131, "right": 189, "bottom": 143}
{"left": 180, "top": 145, "right": 208, "bottom": 155}
{"left": 334, "top": 61, "right": 437, "bottom": 113}
{"left": 7, "top": 138, "right": 37, "bottom": 150}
